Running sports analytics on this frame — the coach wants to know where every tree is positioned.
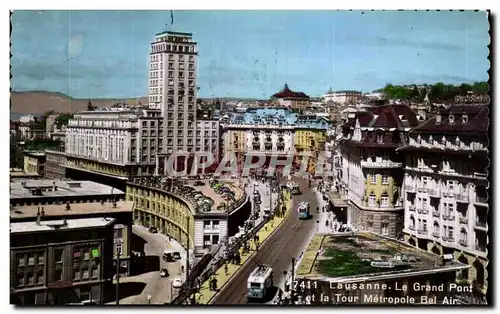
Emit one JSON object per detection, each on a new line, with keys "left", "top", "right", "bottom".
{"left": 10, "top": 134, "right": 24, "bottom": 169}
{"left": 55, "top": 113, "right": 74, "bottom": 127}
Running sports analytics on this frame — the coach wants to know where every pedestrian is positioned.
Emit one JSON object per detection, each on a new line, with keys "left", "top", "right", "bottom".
{"left": 213, "top": 278, "right": 218, "bottom": 291}
{"left": 224, "top": 264, "right": 229, "bottom": 275}
{"left": 181, "top": 265, "right": 185, "bottom": 273}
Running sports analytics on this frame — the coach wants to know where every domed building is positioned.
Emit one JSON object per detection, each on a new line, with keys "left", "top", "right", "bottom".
{"left": 271, "top": 84, "right": 310, "bottom": 109}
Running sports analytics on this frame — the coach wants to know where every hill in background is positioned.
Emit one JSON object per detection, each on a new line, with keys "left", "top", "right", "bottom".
{"left": 10, "top": 91, "right": 148, "bottom": 115}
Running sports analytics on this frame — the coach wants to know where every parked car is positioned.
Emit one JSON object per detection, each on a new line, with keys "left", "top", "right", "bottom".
{"left": 172, "top": 277, "right": 183, "bottom": 289}
{"left": 160, "top": 268, "right": 169, "bottom": 278}
{"left": 149, "top": 227, "right": 158, "bottom": 233}
{"left": 194, "top": 181, "right": 205, "bottom": 186}
{"left": 172, "top": 252, "right": 181, "bottom": 260}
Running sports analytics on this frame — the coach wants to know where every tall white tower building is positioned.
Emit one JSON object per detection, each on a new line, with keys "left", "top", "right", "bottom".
{"left": 149, "top": 30, "right": 198, "bottom": 173}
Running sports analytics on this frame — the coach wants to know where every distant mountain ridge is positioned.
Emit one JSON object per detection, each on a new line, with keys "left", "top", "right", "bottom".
{"left": 10, "top": 91, "right": 265, "bottom": 115}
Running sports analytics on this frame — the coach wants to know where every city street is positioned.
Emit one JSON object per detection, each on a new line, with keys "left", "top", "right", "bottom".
{"left": 114, "top": 225, "right": 187, "bottom": 305}
{"left": 212, "top": 178, "right": 320, "bottom": 304}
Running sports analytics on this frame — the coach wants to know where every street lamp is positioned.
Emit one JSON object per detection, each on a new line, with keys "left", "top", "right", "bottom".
{"left": 316, "top": 220, "right": 320, "bottom": 233}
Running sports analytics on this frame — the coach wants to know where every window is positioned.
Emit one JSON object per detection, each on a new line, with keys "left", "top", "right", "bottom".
{"left": 381, "top": 175, "right": 389, "bottom": 184}
{"left": 422, "top": 220, "right": 427, "bottom": 232}
{"left": 371, "top": 174, "right": 377, "bottom": 184}
{"left": 116, "top": 243, "right": 123, "bottom": 256}
{"left": 381, "top": 192, "right": 389, "bottom": 207}
{"left": 37, "top": 253, "right": 44, "bottom": 265}
{"left": 462, "top": 115, "right": 468, "bottom": 124}
{"left": 381, "top": 222, "right": 389, "bottom": 235}
{"left": 376, "top": 133, "right": 383, "bottom": 143}
{"left": 213, "top": 220, "right": 220, "bottom": 229}
{"left": 448, "top": 115, "right": 455, "bottom": 123}
{"left": 203, "top": 235, "right": 211, "bottom": 248}
{"left": 368, "top": 192, "right": 376, "bottom": 207}
{"left": 27, "top": 272, "right": 34, "bottom": 285}
{"left": 91, "top": 266, "right": 99, "bottom": 279}
{"left": 17, "top": 271, "right": 24, "bottom": 287}
{"left": 17, "top": 254, "right": 25, "bottom": 267}
{"left": 422, "top": 198, "right": 428, "bottom": 211}
{"left": 28, "top": 253, "right": 35, "bottom": 265}
{"left": 84, "top": 250, "right": 90, "bottom": 260}
{"left": 447, "top": 180, "right": 455, "bottom": 191}
{"left": 203, "top": 220, "right": 211, "bottom": 229}
{"left": 447, "top": 227, "right": 454, "bottom": 239}
{"left": 446, "top": 203, "right": 453, "bottom": 216}
{"left": 441, "top": 136, "right": 446, "bottom": 145}
{"left": 212, "top": 235, "right": 220, "bottom": 245}
{"left": 73, "top": 264, "right": 81, "bottom": 280}
{"left": 433, "top": 222, "right": 439, "bottom": 234}
{"left": 82, "top": 269, "right": 89, "bottom": 279}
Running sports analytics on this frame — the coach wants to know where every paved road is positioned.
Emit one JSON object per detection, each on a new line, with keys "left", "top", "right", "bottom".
{"left": 212, "top": 178, "right": 320, "bottom": 304}
{"left": 117, "top": 226, "right": 187, "bottom": 304}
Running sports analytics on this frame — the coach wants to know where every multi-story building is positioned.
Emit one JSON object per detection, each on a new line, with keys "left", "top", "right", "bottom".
{"left": 270, "top": 84, "right": 310, "bottom": 109}
{"left": 126, "top": 177, "right": 250, "bottom": 259}
{"left": 148, "top": 31, "right": 198, "bottom": 173}
{"left": 294, "top": 115, "right": 330, "bottom": 174}
{"left": 323, "top": 89, "right": 363, "bottom": 104}
{"left": 10, "top": 179, "right": 133, "bottom": 276}
{"left": 194, "top": 108, "right": 221, "bottom": 173}
{"left": 222, "top": 108, "right": 330, "bottom": 173}
{"left": 10, "top": 216, "right": 116, "bottom": 305}
{"left": 23, "top": 151, "right": 46, "bottom": 176}
{"left": 65, "top": 107, "right": 162, "bottom": 180}
{"left": 337, "top": 105, "right": 420, "bottom": 237}
{"left": 399, "top": 104, "right": 489, "bottom": 302}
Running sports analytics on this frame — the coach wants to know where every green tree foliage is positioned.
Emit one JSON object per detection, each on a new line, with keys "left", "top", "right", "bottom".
{"left": 381, "top": 81, "right": 489, "bottom": 102}
{"left": 55, "top": 113, "right": 74, "bottom": 127}
{"left": 24, "top": 139, "right": 64, "bottom": 151}
{"left": 10, "top": 135, "right": 24, "bottom": 169}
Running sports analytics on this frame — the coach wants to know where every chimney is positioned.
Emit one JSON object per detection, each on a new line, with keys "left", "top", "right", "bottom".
{"left": 41, "top": 207, "right": 45, "bottom": 216}
{"left": 66, "top": 203, "right": 71, "bottom": 211}
{"left": 36, "top": 207, "right": 41, "bottom": 226}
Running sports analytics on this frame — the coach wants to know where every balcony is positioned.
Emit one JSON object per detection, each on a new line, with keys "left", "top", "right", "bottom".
{"left": 432, "top": 210, "right": 440, "bottom": 217}
{"left": 442, "top": 235, "right": 454, "bottom": 242}
{"left": 474, "top": 196, "right": 488, "bottom": 205}
{"left": 458, "top": 238, "right": 468, "bottom": 246}
{"left": 443, "top": 213, "right": 455, "bottom": 221}
{"left": 361, "top": 160, "right": 403, "bottom": 169}
{"left": 459, "top": 215, "right": 468, "bottom": 224}
{"left": 408, "top": 204, "right": 416, "bottom": 211}
{"left": 417, "top": 207, "right": 429, "bottom": 215}
{"left": 277, "top": 142, "right": 285, "bottom": 147}
{"left": 429, "top": 187, "right": 441, "bottom": 198}
{"left": 252, "top": 138, "right": 260, "bottom": 144}
{"left": 404, "top": 184, "right": 416, "bottom": 193}
{"left": 475, "top": 244, "right": 486, "bottom": 253}
{"left": 265, "top": 137, "right": 272, "bottom": 142}
{"left": 408, "top": 225, "right": 416, "bottom": 231}
{"left": 417, "top": 186, "right": 429, "bottom": 193}
{"left": 417, "top": 228, "right": 428, "bottom": 235}
{"left": 431, "top": 231, "right": 440, "bottom": 238}
{"left": 474, "top": 220, "right": 487, "bottom": 230}
{"left": 455, "top": 193, "right": 470, "bottom": 203}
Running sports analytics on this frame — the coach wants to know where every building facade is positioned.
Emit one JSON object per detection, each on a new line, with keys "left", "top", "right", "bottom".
{"left": 400, "top": 104, "right": 489, "bottom": 301}
{"left": 323, "top": 89, "right": 363, "bottom": 104}
{"left": 23, "top": 152, "right": 46, "bottom": 176}
{"left": 44, "top": 149, "right": 67, "bottom": 179}
{"left": 337, "top": 105, "right": 419, "bottom": 237}
{"left": 271, "top": 84, "right": 310, "bottom": 109}
{"left": 194, "top": 108, "right": 221, "bottom": 173}
{"left": 65, "top": 107, "right": 162, "bottom": 178}
{"left": 149, "top": 31, "right": 198, "bottom": 172}
{"left": 10, "top": 217, "right": 116, "bottom": 305}
{"left": 126, "top": 177, "right": 250, "bottom": 258}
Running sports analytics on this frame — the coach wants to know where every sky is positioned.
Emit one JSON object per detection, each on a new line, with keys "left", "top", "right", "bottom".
{"left": 11, "top": 10, "right": 490, "bottom": 99}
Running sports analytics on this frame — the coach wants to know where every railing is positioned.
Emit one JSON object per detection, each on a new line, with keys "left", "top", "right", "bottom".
{"left": 475, "top": 220, "right": 487, "bottom": 229}
{"left": 475, "top": 244, "right": 486, "bottom": 252}
{"left": 417, "top": 228, "right": 428, "bottom": 235}
{"left": 455, "top": 193, "right": 470, "bottom": 202}
{"left": 431, "top": 232, "right": 440, "bottom": 238}
{"left": 458, "top": 239, "right": 468, "bottom": 246}
{"left": 459, "top": 216, "right": 468, "bottom": 224}
{"left": 429, "top": 188, "right": 441, "bottom": 197}
{"left": 442, "top": 213, "right": 455, "bottom": 221}
{"left": 408, "top": 205, "right": 415, "bottom": 211}
{"left": 475, "top": 196, "right": 488, "bottom": 204}
{"left": 417, "top": 186, "right": 429, "bottom": 192}
{"left": 442, "top": 235, "right": 454, "bottom": 242}
{"left": 432, "top": 211, "right": 440, "bottom": 217}
{"left": 408, "top": 225, "right": 416, "bottom": 231}
{"left": 417, "top": 208, "right": 429, "bottom": 214}
{"left": 404, "top": 184, "right": 416, "bottom": 192}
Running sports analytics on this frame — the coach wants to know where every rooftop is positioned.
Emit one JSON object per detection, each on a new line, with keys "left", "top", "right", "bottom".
{"left": 10, "top": 179, "right": 124, "bottom": 201}
{"left": 10, "top": 217, "right": 116, "bottom": 234}
{"left": 272, "top": 84, "right": 309, "bottom": 99}
{"left": 227, "top": 108, "right": 330, "bottom": 130}
{"left": 296, "top": 233, "right": 468, "bottom": 283}
{"left": 24, "top": 151, "right": 46, "bottom": 158}
{"left": 10, "top": 200, "right": 134, "bottom": 220}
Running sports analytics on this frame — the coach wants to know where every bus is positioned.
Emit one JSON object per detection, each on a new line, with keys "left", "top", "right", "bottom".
{"left": 247, "top": 265, "right": 274, "bottom": 301}
{"left": 297, "top": 201, "right": 310, "bottom": 220}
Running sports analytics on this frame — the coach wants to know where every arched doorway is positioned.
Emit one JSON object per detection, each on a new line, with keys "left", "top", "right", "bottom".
{"left": 458, "top": 255, "right": 469, "bottom": 280}
{"left": 431, "top": 246, "right": 441, "bottom": 255}
{"left": 473, "top": 260, "right": 485, "bottom": 289}
{"left": 408, "top": 238, "right": 416, "bottom": 247}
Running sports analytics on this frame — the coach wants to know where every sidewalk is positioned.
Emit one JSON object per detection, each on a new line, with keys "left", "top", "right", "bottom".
{"left": 193, "top": 190, "right": 292, "bottom": 304}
